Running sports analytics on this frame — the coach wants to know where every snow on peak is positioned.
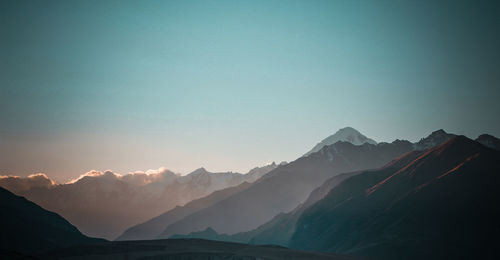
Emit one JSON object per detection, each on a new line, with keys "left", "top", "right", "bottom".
{"left": 189, "top": 167, "right": 209, "bottom": 175}
{"left": 304, "top": 127, "right": 377, "bottom": 156}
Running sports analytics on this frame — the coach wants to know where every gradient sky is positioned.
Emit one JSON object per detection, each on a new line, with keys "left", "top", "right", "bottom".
{"left": 1, "top": 0, "right": 500, "bottom": 182}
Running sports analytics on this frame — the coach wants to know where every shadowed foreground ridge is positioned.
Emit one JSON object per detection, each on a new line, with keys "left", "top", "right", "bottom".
{"left": 290, "top": 136, "right": 500, "bottom": 259}
{"left": 0, "top": 187, "right": 104, "bottom": 254}
{"left": 40, "top": 239, "right": 362, "bottom": 260}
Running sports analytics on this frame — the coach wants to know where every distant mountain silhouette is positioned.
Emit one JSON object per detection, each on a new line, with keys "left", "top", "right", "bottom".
{"left": 0, "top": 187, "right": 103, "bottom": 254}
{"left": 290, "top": 136, "right": 500, "bottom": 259}
{"left": 0, "top": 164, "right": 277, "bottom": 240}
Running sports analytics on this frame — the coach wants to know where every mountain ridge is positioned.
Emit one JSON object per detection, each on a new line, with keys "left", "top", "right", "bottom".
{"left": 290, "top": 135, "right": 500, "bottom": 259}
{"left": 161, "top": 130, "right": 496, "bottom": 248}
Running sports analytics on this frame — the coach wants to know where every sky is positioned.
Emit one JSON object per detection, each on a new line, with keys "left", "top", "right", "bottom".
{"left": 1, "top": 0, "right": 500, "bottom": 182}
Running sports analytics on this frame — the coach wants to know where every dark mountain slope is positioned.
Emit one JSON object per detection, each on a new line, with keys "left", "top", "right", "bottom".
{"left": 0, "top": 187, "right": 103, "bottom": 254}
{"left": 290, "top": 136, "right": 500, "bottom": 259}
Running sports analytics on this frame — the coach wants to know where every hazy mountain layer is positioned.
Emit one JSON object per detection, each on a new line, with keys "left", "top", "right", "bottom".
{"left": 116, "top": 182, "right": 253, "bottom": 241}
{"left": 170, "top": 171, "right": 361, "bottom": 246}
{"left": 0, "top": 164, "right": 277, "bottom": 240}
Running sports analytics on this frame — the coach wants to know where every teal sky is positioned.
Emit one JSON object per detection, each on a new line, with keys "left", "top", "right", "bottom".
{"left": 1, "top": 0, "right": 500, "bottom": 182}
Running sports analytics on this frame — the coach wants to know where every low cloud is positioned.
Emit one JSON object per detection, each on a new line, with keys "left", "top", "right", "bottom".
{"left": 0, "top": 173, "right": 56, "bottom": 193}
{"left": 66, "top": 167, "right": 177, "bottom": 186}
{"left": 66, "top": 170, "right": 121, "bottom": 184}
{"left": 123, "top": 167, "right": 178, "bottom": 186}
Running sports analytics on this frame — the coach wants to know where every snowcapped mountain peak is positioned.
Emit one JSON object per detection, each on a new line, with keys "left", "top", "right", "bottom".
{"left": 304, "top": 127, "right": 377, "bottom": 157}
{"left": 189, "top": 167, "right": 209, "bottom": 175}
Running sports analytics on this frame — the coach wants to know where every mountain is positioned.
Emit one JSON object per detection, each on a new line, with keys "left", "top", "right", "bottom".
{"left": 116, "top": 163, "right": 287, "bottom": 241}
{"left": 0, "top": 187, "right": 103, "bottom": 254}
{"left": 476, "top": 133, "right": 500, "bottom": 150}
{"left": 245, "top": 161, "right": 287, "bottom": 182}
{"left": 168, "top": 130, "right": 487, "bottom": 246}
{"left": 304, "top": 127, "right": 377, "bottom": 156}
{"left": 242, "top": 170, "right": 365, "bottom": 246}
{"left": 0, "top": 164, "right": 277, "bottom": 240}
{"left": 116, "top": 181, "right": 253, "bottom": 241}
{"left": 171, "top": 171, "right": 362, "bottom": 246}
{"left": 38, "top": 239, "right": 361, "bottom": 260}
{"left": 156, "top": 138, "right": 414, "bottom": 239}
{"left": 290, "top": 136, "right": 500, "bottom": 259}
{"left": 413, "top": 129, "right": 456, "bottom": 150}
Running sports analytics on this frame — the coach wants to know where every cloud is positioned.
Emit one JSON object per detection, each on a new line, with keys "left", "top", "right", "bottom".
{"left": 122, "top": 167, "right": 178, "bottom": 186}
{"left": 0, "top": 165, "right": 276, "bottom": 239}
{"left": 66, "top": 167, "right": 177, "bottom": 186}
{"left": 0, "top": 173, "right": 56, "bottom": 193}
{"left": 66, "top": 170, "right": 121, "bottom": 184}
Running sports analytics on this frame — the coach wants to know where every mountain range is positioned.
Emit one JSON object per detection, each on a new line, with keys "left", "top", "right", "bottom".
{"left": 0, "top": 163, "right": 278, "bottom": 240}
{"left": 156, "top": 140, "right": 414, "bottom": 238}
{"left": 290, "top": 135, "right": 500, "bottom": 259}
{"left": 172, "top": 133, "right": 500, "bottom": 259}
{"left": 3, "top": 126, "right": 500, "bottom": 260}
{"left": 0, "top": 185, "right": 357, "bottom": 260}
{"left": 121, "top": 128, "right": 457, "bottom": 241}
